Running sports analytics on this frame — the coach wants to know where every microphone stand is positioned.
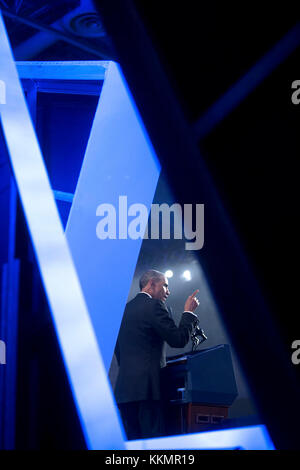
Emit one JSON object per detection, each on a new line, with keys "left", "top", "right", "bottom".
{"left": 191, "top": 323, "right": 208, "bottom": 351}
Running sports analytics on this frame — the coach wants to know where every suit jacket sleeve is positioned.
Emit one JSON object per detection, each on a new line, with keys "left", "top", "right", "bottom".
{"left": 151, "top": 300, "right": 197, "bottom": 348}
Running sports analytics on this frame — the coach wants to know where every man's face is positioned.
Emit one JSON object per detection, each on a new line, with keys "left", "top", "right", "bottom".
{"left": 151, "top": 276, "right": 170, "bottom": 302}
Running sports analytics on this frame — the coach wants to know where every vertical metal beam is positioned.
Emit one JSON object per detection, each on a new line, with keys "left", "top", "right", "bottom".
{"left": 0, "top": 178, "right": 20, "bottom": 449}
{"left": 0, "top": 64, "right": 37, "bottom": 450}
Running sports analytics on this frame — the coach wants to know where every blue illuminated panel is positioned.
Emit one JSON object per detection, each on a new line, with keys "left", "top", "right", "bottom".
{"left": 0, "top": 12, "right": 125, "bottom": 450}
{"left": 16, "top": 60, "right": 108, "bottom": 81}
{"left": 65, "top": 61, "right": 161, "bottom": 371}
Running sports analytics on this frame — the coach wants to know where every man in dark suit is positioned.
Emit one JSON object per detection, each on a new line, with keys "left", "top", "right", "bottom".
{"left": 114, "top": 269, "right": 200, "bottom": 440}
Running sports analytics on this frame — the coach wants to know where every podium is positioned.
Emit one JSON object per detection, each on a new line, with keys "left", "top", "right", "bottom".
{"left": 162, "top": 344, "right": 238, "bottom": 434}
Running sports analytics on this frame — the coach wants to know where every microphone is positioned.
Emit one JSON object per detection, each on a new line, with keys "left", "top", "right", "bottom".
{"left": 191, "top": 322, "right": 208, "bottom": 351}
{"left": 196, "top": 327, "right": 208, "bottom": 342}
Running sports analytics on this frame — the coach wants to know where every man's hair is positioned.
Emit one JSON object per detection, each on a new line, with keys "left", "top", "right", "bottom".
{"left": 139, "top": 269, "right": 165, "bottom": 290}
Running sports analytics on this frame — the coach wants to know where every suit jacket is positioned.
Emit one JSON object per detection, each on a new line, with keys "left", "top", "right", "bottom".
{"left": 114, "top": 292, "right": 197, "bottom": 403}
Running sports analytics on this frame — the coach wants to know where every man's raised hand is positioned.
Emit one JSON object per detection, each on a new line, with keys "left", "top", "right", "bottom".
{"left": 184, "top": 289, "right": 200, "bottom": 313}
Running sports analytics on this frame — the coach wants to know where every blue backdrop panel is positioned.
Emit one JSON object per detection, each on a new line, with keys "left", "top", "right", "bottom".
{"left": 66, "top": 61, "right": 161, "bottom": 372}
{"left": 0, "top": 14, "right": 125, "bottom": 449}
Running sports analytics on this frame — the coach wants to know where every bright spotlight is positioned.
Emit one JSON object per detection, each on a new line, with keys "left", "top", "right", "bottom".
{"left": 182, "top": 270, "right": 191, "bottom": 281}
{"left": 165, "top": 270, "right": 173, "bottom": 278}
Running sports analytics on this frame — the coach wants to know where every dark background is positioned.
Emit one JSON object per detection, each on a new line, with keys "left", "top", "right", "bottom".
{"left": 131, "top": 2, "right": 300, "bottom": 352}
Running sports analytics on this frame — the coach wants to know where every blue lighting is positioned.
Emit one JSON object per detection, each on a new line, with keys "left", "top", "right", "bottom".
{"left": 65, "top": 61, "right": 161, "bottom": 372}
{"left": 16, "top": 60, "right": 108, "bottom": 81}
{"left": 0, "top": 12, "right": 125, "bottom": 450}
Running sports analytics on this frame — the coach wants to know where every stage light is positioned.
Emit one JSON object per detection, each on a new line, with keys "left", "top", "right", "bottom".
{"left": 182, "top": 270, "right": 191, "bottom": 281}
{"left": 165, "top": 270, "right": 173, "bottom": 278}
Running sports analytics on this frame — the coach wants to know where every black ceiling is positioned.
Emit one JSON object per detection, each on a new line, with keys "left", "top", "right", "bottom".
{"left": 0, "top": 0, "right": 114, "bottom": 60}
